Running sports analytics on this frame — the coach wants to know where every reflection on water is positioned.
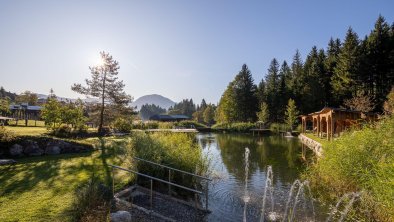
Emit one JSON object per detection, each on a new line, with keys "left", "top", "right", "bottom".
{"left": 197, "top": 133, "right": 326, "bottom": 222}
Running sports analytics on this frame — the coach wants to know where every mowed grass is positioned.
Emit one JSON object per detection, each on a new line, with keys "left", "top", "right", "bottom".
{"left": 5, "top": 126, "right": 49, "bottom": 136}
{"left": 0, "top": 137, "right": 133, "bottom": 222}
{"left": 303, "top": 132, "right": 330, "bottom": 147}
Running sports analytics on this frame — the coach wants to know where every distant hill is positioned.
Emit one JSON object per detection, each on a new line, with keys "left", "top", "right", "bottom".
{"left": 132, "top": 94, "right": 175, "bottom": 110}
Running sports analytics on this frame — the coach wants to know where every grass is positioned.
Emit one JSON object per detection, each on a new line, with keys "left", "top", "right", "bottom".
{"left": 5, "top": 126, "right": 49, "bottom": 136}
{"left": 0, "top": 136, "right": 135, "bottom": 222}
{"left": 304, "top": 116, "right": 394, "bottom": 221}
{"left": 302, "top": 132, "right": 330, "bottom": 147}
{"left": 0, "top": 132, "right": 205, "bottom": 221}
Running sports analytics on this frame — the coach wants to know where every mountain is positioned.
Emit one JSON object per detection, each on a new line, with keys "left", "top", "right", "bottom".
{"left": 132, "top": 94, "right": 176, "bottom": 110}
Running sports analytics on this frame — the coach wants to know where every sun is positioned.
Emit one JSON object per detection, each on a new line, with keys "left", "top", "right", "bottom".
{"left": 95, "top": 56, "right": 105, "bottom": 67}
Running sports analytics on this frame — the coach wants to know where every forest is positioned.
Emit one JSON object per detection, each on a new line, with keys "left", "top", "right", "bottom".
{"left": 216, "top": 15, "right": 394, "bottom": 124}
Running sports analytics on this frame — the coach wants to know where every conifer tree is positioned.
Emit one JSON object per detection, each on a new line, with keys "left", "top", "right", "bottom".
{"left": 72, "top": 52, "right": 132, "bottom": 133}
{"left": 265, "top": 58, "right": 280, "bottom": 122}
{"left": 332, "top": 27, "right": 361, "bottom": 101}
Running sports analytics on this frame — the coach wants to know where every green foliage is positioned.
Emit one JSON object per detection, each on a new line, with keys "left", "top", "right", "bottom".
{"left": 41, "top": 98, "right": 87, "bottom": 133}
{"left": 256, "top": 102, "right": 269, "bottom": 124}
{"left": 175, "top": 120, "right": 207, "bottom": 129}
{"left": 216, "top": 15, "right": 394, "bottom": 125}
{"left": 0, "top": 126, "right": 16, "bottom": 142}
{"left": 0, "top": 86, "right": 17, "bottom": 101}
{"left": 269, "top": 122, "right": 288, "bottom": 133}
{"left": 212, "top": 122, "right": 256, "bottom": 132}
{"left": 0, "top": 98, "right": 10, "bottom": 116}
{"left": 305, "top": 116, "right": 394, "bottom": 221}
{"left": 384, "top": 87, "right": 394, "bottom": 114}
{"left": 139, "top": 104, "right": 166, "bottom": 120}
{"left": 216, "top": 64, "right": 258, "bottom": 123}
{"left": 142, "top": 121, "right": 159, "bottom": 129}
{"left": 203, "top": 105, "right": 215, "bottom": 125}
{"left": 168, "top": 99, "right": 196, "bottom": 117}
{"left": 285, "top": 99, "right": 299, "bottom": 131}
{"left": 15, "top": 91, "right": 38, "bottom": 105}
{"left": 112, "top": 117, "right": 132, "bottom": 133}
{"left": 332, "top": 27, "right": 360, "bottom": 101}
{"left": 72, "top": 178, "right": 111, "bottom": 222}
{"left": 129, "top": 132, "right": 208, "bottom": 190}
{"left": 41, "top": 98, "right": 62, "bottom": 129}
{"left": 72, "top": 51, "right": 132, "bottom": 133}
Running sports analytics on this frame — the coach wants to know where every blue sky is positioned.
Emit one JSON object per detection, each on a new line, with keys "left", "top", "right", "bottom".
{"left": 0, "top": 0, "right": 393, "bottom": 104}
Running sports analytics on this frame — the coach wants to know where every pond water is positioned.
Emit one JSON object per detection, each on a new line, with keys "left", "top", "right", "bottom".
{"left": 197, "top": 133, "right": 328, "bottom": 222}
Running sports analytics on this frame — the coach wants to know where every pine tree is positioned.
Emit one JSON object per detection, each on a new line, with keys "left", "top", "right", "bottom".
{"left": 216, "top": 64, "right": 258, "bottom": 123}
{"left": 332, "top": 27, "right": 361, "bottom": 101}
{"left": 72, "top": 51, "right": 132, "bottom": 133}
{"left": 364, "top": 15, "right": 392, "bottom": 109}
{"left": 325, "top": 38, "right": 341, "bottom": 106}
{"left": 265, "top": 58, "right": 280, "bottom": 122}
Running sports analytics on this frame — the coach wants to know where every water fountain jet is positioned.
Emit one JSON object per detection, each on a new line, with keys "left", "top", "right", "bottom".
{"left": 260, "top": 165, "right": 274, "bottom": 222}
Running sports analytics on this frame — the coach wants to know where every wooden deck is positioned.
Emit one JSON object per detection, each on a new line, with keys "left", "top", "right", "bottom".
{"left": 250, "top": 128, "right": 271, "bottom": 135}
{"left": 144, "top": 129, "right": 198, "bottom": 133}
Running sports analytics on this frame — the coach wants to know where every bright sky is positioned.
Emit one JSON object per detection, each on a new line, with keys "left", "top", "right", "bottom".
{"left": 0, "top": 0, "right": 393, "bottom": 104}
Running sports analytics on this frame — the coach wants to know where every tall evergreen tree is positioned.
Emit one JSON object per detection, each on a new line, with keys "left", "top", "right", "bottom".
{"left": 325, "top": 38, "right": 341, "bottom": 106}
{"left": 290, "top": 50, "right": 304, "bottom": 111}
{"left": 332, "top": 27, "right": 361, "bottom": 101}
{"left": 363, "top": 15, "right": 393, "bottom": 109}
{"left": 216, "top": 64, "right": 258, "bottom": 122}
{"left": 265, "top": 58, "right": 280, "bottom": 122}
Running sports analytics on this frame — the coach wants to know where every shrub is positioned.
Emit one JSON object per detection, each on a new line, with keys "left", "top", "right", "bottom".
{"left": 72, "top": 178, "right": 112, "bottom": 222}
{"left": 269, "top": 122, "right": 288, "bottom": 133}
{"left": 128, "top": 132, "right": 208, "bottom": 194}
{"left": 212, "top": 122, "right": 255, "bottom": 132}
{"left": 112, "top": 117, "right": 132, "bottom": 133}
{"left": 175, "top": 120, "right": 207, "bottom": 129}
{"left": 305, "top": 116, "right": 394, "bottom": 221}
{"left": 0, "top": 126, "right": 16, "bottom": 142}
{"left": 158, "top": 121, "right": 174, "bottom": 129}
{"left": 143, "top": 121, "right": 159, "bottom": 129}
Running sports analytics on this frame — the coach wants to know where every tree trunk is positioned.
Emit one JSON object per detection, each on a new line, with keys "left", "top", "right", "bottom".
{"left": 98, "top": 71, "right": 106, "bottom": 134}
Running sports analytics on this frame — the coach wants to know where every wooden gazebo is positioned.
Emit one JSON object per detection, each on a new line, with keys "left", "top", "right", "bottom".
{"left": 300, "top": 107, "right": 376, "bottom": 140}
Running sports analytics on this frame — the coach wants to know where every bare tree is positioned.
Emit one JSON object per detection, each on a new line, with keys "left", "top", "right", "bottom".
{"left": 343, "top": 92, "right": 375, "bottom": 113}
{"left": 72, "top": 52, "right": 132, "bottom": 133}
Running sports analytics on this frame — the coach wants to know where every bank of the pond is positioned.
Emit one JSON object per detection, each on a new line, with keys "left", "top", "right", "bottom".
{"left": 304, "top": 116, "right": 394, "bottom": 221}
{"left": 0, "top": 132, "right": 205, "bottom": 222}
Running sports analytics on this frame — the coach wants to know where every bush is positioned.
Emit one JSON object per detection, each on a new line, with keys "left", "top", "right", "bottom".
{"left": 72, "top": 178, "right": 112, "bottom": 222}
{"left": 212, "top": 122, "right": 255, "bottom": 132}
{"left": 269, "top": 122, "right": 288, "bottom": 133}
{"left": 113, "top": 117, "right": 132, "bottom": 133}
{"left": 0, "top": 126, "right": 16, "bottom": 142}
{"left": 175, "top": 120, "right": 207, "bottom": 129}
{"left": 304, "top": 116, "right": 394, "bottom": 221}
{"left": 143, "top": 121, "right": 159, "bottom": 129}
{"left": 158, "top": 121, "right": 175, "bottom": 129}
{"left": 128, "top": 132, "right": 208, "bottom": 194}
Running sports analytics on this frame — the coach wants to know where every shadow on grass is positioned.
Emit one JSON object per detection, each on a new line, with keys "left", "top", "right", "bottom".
{"left": 0, "top": 152, "right": 94, "bottom": 196}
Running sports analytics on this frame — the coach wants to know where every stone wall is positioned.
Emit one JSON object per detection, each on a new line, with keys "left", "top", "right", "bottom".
{"left": 1, "top": 137, "right": 91, "bottom": 158}
{"left": 298, "top": 134, "right": 323, "bottom": 157}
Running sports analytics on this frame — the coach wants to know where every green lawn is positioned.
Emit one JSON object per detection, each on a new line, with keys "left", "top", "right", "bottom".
{"left": 5, "top": 126, "right": 49, "bottom": 136}
{"left": 0, "top": 138, "right": 132, "bottom": 222}
{"left": 303, "top": 132, "right": 330, "bottom": 147}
